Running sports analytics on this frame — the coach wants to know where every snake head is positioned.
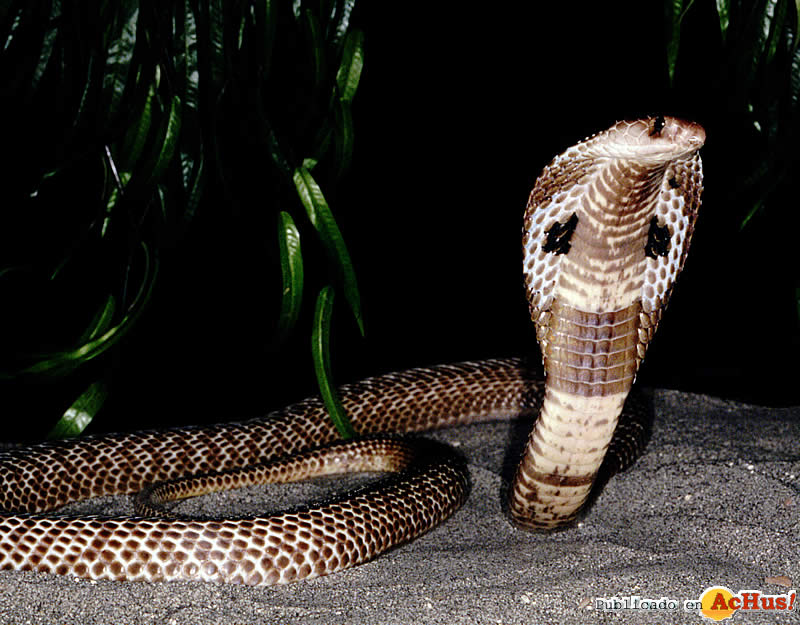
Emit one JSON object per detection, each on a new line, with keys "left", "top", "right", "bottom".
{"left": 589, "top": 116, "right": 705, "bottom": 163}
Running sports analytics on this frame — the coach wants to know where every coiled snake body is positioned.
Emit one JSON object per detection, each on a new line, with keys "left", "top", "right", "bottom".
{"left": 0, "top": 116, "right": 704, "bottom": 585}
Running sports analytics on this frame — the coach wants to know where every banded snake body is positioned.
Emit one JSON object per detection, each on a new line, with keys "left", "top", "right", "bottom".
{"left": 0, "top": 116, "right": 705, "bottom": 585}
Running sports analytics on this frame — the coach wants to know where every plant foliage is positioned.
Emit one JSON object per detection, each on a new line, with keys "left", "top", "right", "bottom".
{"left": 667, "top": 0, "right": 800, "bottom": 228}
{"left": 0, "top": 0, "right": 364, "bottom": 436}
{"left": 667, "top": 0, "right": 800, "bottom": 323}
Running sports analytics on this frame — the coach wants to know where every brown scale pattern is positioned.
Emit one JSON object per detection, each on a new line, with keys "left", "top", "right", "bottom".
{"left": 510, "top": 116, "right": 704, "bottom": 530}
{"left": 0, "top": 117, "right": 704, "bottom": 584}
{"left": 0, "top": 360, "right": 541, "bottom": 584}
{"left": 543, "top": 300, "right": 641, "bottom": 397}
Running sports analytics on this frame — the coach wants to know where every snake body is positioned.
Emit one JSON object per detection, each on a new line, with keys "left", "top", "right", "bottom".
{"left": 0, "top": 116, "right": 704, "bottom": 585}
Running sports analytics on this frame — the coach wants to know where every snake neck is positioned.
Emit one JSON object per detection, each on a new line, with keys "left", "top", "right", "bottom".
{"left": 512, "top": 157, "right": 672, "bottom": 530}
{"left": 508, "top": 300, "right": 640, "bottom": 529}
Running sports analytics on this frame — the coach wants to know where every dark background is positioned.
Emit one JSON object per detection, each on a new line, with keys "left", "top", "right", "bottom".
{"left": 4, "top": 2, "right": 799, "bottom": 439}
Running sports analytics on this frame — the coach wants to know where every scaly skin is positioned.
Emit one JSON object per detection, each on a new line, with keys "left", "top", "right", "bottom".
{"left": 510, "top": 116, "right": 705, "bottom": 528}
{"left": 0, "top": 117, "right": 704, "bottom": 584}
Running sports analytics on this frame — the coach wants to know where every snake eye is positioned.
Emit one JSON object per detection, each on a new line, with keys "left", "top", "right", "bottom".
{"left": 649, "top": 115, "right": 666, "bottom": 137}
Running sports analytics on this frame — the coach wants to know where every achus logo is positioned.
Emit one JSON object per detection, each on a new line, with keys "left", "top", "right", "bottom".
{"left": 699, "top": 586, "right": 796, "bottom": 621}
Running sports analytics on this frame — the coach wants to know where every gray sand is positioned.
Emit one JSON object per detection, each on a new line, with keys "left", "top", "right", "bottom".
{"left": 1, "top": 390, "right": 798, "bottom": 625}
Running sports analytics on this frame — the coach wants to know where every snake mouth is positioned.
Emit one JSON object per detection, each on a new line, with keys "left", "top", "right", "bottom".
{"left": 652, "top": 116, "right": 706, "bottom": 150}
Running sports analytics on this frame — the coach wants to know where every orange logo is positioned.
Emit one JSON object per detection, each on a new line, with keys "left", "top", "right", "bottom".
{"left": 699, "top": 586, "right": 796, "bottom": 621}
{"left": 700, "top": 587, "right": 736, "bottom": 621}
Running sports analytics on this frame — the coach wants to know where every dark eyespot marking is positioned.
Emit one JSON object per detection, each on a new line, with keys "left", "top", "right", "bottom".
{"left": 645, "top": 216, "right": 671, "bottom": 258}
{"left": 542, "top": 213, "right": 578, "bottom": 255}
{"left": 649, "top": 115, "right": 666, "bottom": 137}
{"left": 668, "top": 176, "right": 680, "bottom": 189}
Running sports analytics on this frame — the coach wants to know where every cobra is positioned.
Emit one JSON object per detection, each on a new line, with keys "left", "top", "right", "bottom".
{"left": 0, "top": 116, "right": 704, "bottom": 585}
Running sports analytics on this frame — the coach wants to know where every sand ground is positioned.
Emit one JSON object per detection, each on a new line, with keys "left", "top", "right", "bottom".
{"left": 0, "top": 389, "right": 797, "bottom": 625}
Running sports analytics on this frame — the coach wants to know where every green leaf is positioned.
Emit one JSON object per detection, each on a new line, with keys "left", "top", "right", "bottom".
{"left": 155, "top": 182, "right": 168, "bottom": 223}
{"left": 255, "top": 85, "right": 292, "bottom": 179}
{"left": 141, "top": 93, "right": 182, "bottom": 189}
{"left": 739, "top": 197, "right": 764, "bottom": 230}
{"left": 71, "top": 53, "right": 97, "bottom": 132}
{"left": 665, "top": 0, "right": 698, "bottom": 83}
{"left": 78, "top": 295, "right": 117, "bottom": 344}
{"left": 117, "top": 77, "right": 155, "bottom": 172}
{"left": 666, "top": 0, "right": 684, "bottom": 84}
{"left": 275, "top": 211, "right": 304, "bottom": 342}
{"left": 303, "top": 9, "right": 325, "bottom": 91}
{"left": 156, "top": 93, "right": 183, "bottom": 176}
{"left": 181, "top": 0, "right": 200, "bottom": 115}
{"left": 311, "top": 286, "right": 355, "bottom": 439}
{"left": 30, "top": 0, "right": 61, "bottom": 92}
{"left": 103, "top": 169, "right": 132, "bottom": 238}
{"left": 207, "top": 0, "right": 225, "bottom": 91}
{"left": 765, "top": 0, "right": 790, "bottom": 64}
{"left": 47, "top": 381, "right": 109, "bottom": 439}
{"left": 716, "top": 0, "right": 730, "bottom": 43}
{"left": 4, "top": 243, "right": 158, "bottom": 379}
{"left": 795, "top": 0, "right": 800, "bottom": 52}
{"left": 335, "top": 28, "right": 364, "bottom": 103}
{"left": 103, "top": 0, "right": 139, "bottom": 122}
{"left": 743, "top": 0, "right": 778, "bottom": 82}
{"left": 293, "top": 166, "right": 364, "bottom": 335}
{"left": 334, "top": 98, "right": 354, "bottom": 174}
{"left": 791, "top": 33, "right": 800, "bottom": 106}
{"left": 257, "top": 0, "right": 277, "bottom": 76}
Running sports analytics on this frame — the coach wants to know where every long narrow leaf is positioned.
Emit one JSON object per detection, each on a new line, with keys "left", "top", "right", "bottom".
{"left": 275, "top": 211, "right": 304, "bottom": 342}
{"left": 141, "top": 94, "right": 182, "bottom": 189}
{"left": 257, "top": 0, "right": 277, "bottom": 76}
{"left": 666, "top": 0, "right": 685, "bottom": 84}
{"left": 6, "top": 243, "right": 158, "bottom": 378}
{"left": 103, "top": 168, "right": 131, "bottom": 238}
{"left": 207, "top": 0, "right": 225, "bottom": 91}
{"left": 303, "top": 9, "right": 325, "bottom": 92}
{"left": 30, "top": 0, "right": 61, "bottom": 91}
{"left": 744, "top": 0, "right": 778, "bottom": 83}
{"left": 765, "top": 0, "right": 789, "bottom": 64}
{"left": 3, "top": 3, "right": 48, "bottom": 95}
{"left": 739, "top": 198, "right": 764, "bottom": 230}
{"left": 293, "top": 166, "right": 364, "bottom": 335}
{"left": 103, "top": 0, "right": 139, "bottom": 121}
{"left": 117, "top": 77, "right": 155, "bottom": 171}
{"left": 78, "top": 295, "right": 117, "bottom": 344}
{"left": 182, "top": 0, "right": 200, "bottom": 115}
{"left": 716, "top": 0, "right": 730, "bottom": 43}
{"left": 256, "top": 85, "right": 292, "bottom": 179}
{"left": 334, "top": 99, "right": 355, "bottom": 174}
{"left": 791, "top": 35, "right": 800, "bottom": 105}
{"left": 311, "top": 286, "right": 355, "bottom": 438}
{"left": 335, "top": 29, "right": 364, "bottom": 103}
{"left": 47, "top": 381, "right": 108, "bottom": 439}
{"left": 795, "top": 0, "right": 800, "bottom": 52}
{"left": 71, "top": 52, "right": 96, "bottom": 132}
